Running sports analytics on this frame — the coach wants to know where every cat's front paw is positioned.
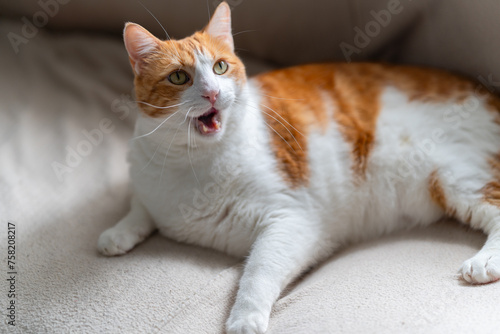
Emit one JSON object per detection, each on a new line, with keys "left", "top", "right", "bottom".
{"left": 226, "top": 309, "right": 269, "bottom": 334}
{"left": 97, "top": 227, "right": 140, "bottom": 256}
{"left": 459, "top": 251, "right": 500, "bottom": 284}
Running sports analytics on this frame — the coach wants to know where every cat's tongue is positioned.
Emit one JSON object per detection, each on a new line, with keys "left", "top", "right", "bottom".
{"left": 196, "top": 108, "right": 221, "bottom": 135}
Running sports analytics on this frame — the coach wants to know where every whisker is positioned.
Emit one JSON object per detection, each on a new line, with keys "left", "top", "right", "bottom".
{"left": 170, "top": 43, "right": 183, "bottom": 64}
{"left": 138, "top": 105, "right": 193, "bottom": 169}
{"left": 187, "top": 116, "right": 201, "bottom": 187}
{"left": 206, "top": 0, "right": 211, "bottom": 20}
{"left": 232, "top": 30, "right": 258, "bottom": 37}
{"left": 235, "top": 99, "right": 305, "bottom": 138}
{"left": 159, "top": 124, "right": 181, "bottom": 184}
{"left": 192, "top": 120, "right": 198, "bottom": 150}
{"left": 259, "top": 93, "right": 304, "bottom": 101}
{"left": 259, "top": 103, "right": 306, "bottom": 137}
{"left": 263, "top": 120, "right": 296, "bottom": 153}
{"left": 141, "top": 115, "right": 177, "bottom": 172}
{"left": 165, "top": 125, "right": 181, "bottom": 156}
{"left": 143, "top": 111, "right": 185, "bottom": 173}
{"left": 136, "top": 2, "right": 183, "bottom": 62}
{"left": 234, "top": 101, "right": 297, "bottom": 153}
{"left": 131, "top": 108, "right": 183, "bottom": 140}
{"left": 182, "top": 107, "right": 193, "bottom": 124}
{"left": 137, "top": 1, "right": 171, "bottom": 40}
{"left": 194, "top": 129, "right": 198, "bottom": 148}
{"left": 235, "top": 100, "right": 304, "bottom": 151}
{"left": 259, "top": 109, "right": 303, "bottom": 151}
{"left": 189, "top": 109, "right": 198, "bottom": 149}
{"left": 141, "top": 140, "right": 162, "bottom": 172}
{"left": 135, "top": 100, "right": 189, "bottom": 110}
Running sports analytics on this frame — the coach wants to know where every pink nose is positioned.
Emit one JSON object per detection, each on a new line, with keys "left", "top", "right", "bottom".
{"left": 202, "top": 90, "right": 219, "bottom": 105}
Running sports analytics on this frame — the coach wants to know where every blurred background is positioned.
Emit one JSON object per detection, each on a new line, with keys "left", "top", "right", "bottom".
{"left": 3, "top": 0, "right": 500, "bottom": 74}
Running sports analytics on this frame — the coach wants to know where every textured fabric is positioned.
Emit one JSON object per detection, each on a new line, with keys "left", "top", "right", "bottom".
{"left": 1, "top": 4, "right": 500, "bottom": 333}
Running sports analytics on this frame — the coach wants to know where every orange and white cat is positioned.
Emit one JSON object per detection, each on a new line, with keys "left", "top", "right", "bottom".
{"left": 98, "top": 2, "right": 500, "bottom": 333}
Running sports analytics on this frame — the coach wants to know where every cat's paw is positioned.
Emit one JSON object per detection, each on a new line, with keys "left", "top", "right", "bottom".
{"left": 459, "top": 251, "right": 500, "bottom": 284}
{"left": 97, "top": 227, "right": 140, "bottom": 256}
{"left": 226, "top": 310, "right": 269, "bottom": 334}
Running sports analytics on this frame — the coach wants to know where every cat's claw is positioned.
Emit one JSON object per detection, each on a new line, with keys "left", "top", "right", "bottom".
{"left": 97, "top": 227, "right": 140, "bottom": 256}
{"left": 459, "top": 252, "right": 500, "bottom": 284}
{"left": 226, "top": 311, "right": 269, "bottom": 334}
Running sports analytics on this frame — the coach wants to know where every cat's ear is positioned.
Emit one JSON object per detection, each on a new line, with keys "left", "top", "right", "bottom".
{"left": 205, "top": 2, "right": 234, "bottom": 52}
{"left": 123, "top": 22, "right": 160, "bottom": 75}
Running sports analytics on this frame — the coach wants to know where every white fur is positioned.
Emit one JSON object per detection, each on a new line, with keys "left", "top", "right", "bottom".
{"left": 98, "top": 60, "right": 500, "bottom": 333}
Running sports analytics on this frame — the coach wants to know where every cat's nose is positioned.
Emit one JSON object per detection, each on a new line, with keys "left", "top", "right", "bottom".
{"left": 202, "top": 90, "right": 219, "bottom": 105}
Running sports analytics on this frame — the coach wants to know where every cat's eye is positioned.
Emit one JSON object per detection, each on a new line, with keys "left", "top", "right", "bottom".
{"left": 168, "top": 70, "right": 190, "bottom": 85}
{"left": 213, "top": 60, "right": 228, "bottom": 75}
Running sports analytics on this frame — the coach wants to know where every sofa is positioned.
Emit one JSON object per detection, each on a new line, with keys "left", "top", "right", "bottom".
{"left": 1, "top": 0, "right": 500, "bottom": 333}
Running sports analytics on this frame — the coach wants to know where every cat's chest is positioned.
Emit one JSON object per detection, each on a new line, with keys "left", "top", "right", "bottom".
{"left": 130, "top": 150, "right": 272, "bottom": 255}
{"left": 133, "top": 162, "right": 223, "bottom": 219}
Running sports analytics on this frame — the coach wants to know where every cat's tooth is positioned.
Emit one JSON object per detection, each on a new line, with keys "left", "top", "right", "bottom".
{"left": 201, "top": 124, "right": 209, "bottom": 133}
{"left": 214, "top": 120, "right": 221, "bottom": 130}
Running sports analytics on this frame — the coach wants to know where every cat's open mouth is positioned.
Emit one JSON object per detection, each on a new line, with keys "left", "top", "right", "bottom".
{"left": 195, "top": 108, "right": 221, "bottom": 135}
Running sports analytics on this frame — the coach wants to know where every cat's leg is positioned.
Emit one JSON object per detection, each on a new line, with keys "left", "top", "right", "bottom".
{"left": 432, "top": 172, "right": 500, "bottom": 284}
{"left": 226, "top": 214, "right": 331, "bottom": 334}
{"left": 457, "top": 201, "right": 500, "bottom": 284}
{"left": 460, "top": 226, "right": 500, "bottom": 284}
{"left": 98, "top": 196, "right": 156, "bottom": 256}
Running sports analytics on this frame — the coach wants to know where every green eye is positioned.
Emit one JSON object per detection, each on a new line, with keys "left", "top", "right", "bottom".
{"left": 168, "top": 70, "right": 189, "bottom": 85}
{"left": 213, "top": 60, "right": 228, "bottom": 75}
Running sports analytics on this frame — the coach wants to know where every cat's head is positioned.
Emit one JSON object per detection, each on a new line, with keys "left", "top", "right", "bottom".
{"left": 124, "top": 2, "right": 246, "bottom": 143}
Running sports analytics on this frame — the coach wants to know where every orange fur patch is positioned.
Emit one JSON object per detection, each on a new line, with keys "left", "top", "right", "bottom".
{"left": 257, "top": 63, "right": 488, "bottom": 188}
{"left": 484, "top": 92, "right": 500, "bottom": 126}
{"left": 332, "top": 64, "right": 479, "bottom": 176}
{"left": 428, "top": 170, "right": 451, "bottom": 214}
{"left": 483, "top": 181, "right": 500, "bottom": 207}
{"left": 483, "top": 153, "right": 500, "bottom": 207}
{"left": 489, "top": 153, "right": 500, "bottom": 177}
{"left": 389, "top": 65, "right": 475, "bottom": 103}
{"left": 255, "top": 65, "right": 331, "bottom": 188}
{"left": 329, "top": 64, "right": 383, "bottom": 176}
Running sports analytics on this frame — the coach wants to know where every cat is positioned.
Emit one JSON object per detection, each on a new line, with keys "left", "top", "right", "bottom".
{"left": 98, "top": 2, "right": 500, "bottom": 333}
